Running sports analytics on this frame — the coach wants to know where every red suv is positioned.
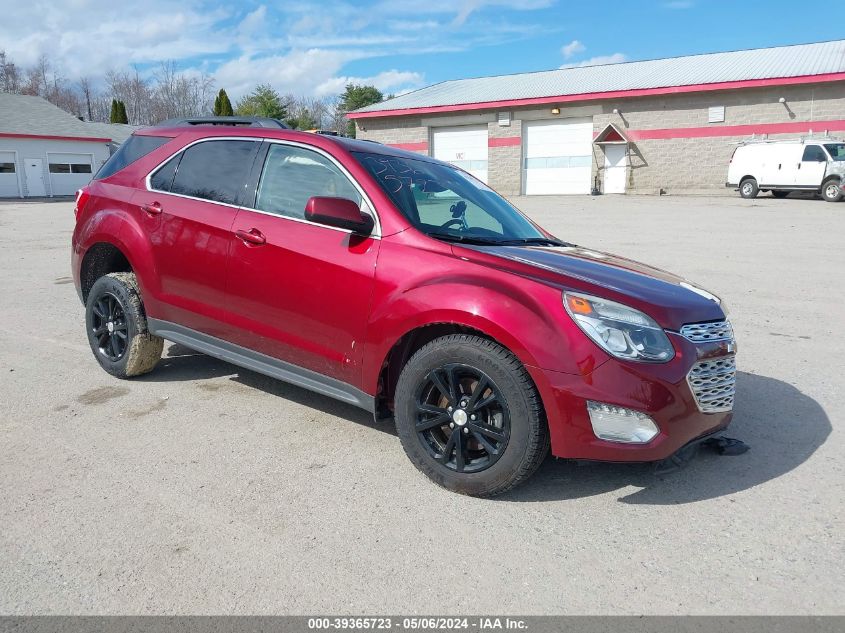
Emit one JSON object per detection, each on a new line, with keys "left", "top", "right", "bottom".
{"left": 72, "top": 121, "right": 736, "bottom": 497}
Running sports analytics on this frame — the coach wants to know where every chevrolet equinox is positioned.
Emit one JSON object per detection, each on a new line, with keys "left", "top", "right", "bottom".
{"left": 72, "top": 121, "right": 737, "bottom": 497}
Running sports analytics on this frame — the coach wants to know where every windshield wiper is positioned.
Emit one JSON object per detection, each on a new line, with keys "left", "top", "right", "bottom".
{"left": 495, "top": 237, "right": 572, "bottom": 247}
{"left": 427, "top": 232, "right": 507, "bottom": 245}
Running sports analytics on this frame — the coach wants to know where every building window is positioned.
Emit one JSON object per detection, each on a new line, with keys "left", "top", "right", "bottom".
{"left": 0, "top": 162, "right": 15, "bottom": 174}
{"left": 49, "top": 162, "right": 92, "bottom": 174}
{"left": 708, "top": 106, "right": 726, "bottom": 123}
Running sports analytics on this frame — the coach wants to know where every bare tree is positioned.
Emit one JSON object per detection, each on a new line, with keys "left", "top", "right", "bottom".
{"left": 0, "top": 50, "right": 21, "bottom": 93}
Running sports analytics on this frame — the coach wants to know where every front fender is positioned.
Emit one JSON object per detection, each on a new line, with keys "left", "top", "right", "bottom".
{"left": 362, "top": 236, "right": 609, "bottom": 394}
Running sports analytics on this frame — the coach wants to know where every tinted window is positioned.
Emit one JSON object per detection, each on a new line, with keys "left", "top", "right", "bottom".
{"left": 95, "top": 135, "right": 170, "bottom": 180}
{"left": 802, "top": 145, "right": 827, "bottom": 162}
{"left": 71, "top": 164, "right": 92, "bottom": 174}
{"left": 170, "top": 140, "right": 258, "bottom": 205}
{"left": 254, "top": 144, "right": 361, "bottom": 219}
{"left": 150, "top": 154, "right": 181, "bottom": 192}
{"left": 0, "top": 163, "right": 16, "bottom": 174}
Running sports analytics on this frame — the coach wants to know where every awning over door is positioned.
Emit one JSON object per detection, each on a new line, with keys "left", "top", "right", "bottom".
{"left": 593, "top": 123, "right": 628, "bottom": 145}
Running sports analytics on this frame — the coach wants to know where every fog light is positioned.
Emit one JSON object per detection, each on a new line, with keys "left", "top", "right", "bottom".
{"left": 586, "top": 401, "right": 659, "bottom": 444}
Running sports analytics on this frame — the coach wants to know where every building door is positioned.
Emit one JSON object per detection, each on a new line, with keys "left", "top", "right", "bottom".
{"left": 603, "top": 145, "right": 627, "bottom": 194}
{"left": 24, "top": 158, "right": 46, "bottom": 197}
{"left": 523, "top": 118, "right": 593, "bottom": 195}
{"left": 432, "top": 126, "right": 489, "bottom": 183}
{"left": 0, "top": 151, "right": 19, "bottom": 197}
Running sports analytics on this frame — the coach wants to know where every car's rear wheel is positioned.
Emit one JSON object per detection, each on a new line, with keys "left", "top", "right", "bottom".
{"left": 771, "top": 190, "right": 789, "bottom": 198}
{"left": 822, "top": 179, "right": 842, "bottom": 202}
{"left": 394, "top": 334, "right": 549, "bottom": 497}
{"left": 739, "top": 178, "right": 758, "bottom": 199}
{"left": 85, "top": 272, "right": 163, "bottom": 378}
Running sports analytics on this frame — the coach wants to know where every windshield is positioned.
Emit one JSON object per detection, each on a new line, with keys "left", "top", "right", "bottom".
{"left": 824, "top": 144, "right": 845, "bottom": 161}
{"left": 353, "top": 151, "right": 556, "bottom": 244}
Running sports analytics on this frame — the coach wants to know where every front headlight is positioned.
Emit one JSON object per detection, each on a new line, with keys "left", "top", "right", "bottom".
{"left": 563, "top": 291, "right": 675, "bottom": 362}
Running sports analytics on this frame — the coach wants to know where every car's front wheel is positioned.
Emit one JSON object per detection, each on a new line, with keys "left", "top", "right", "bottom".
{"left": 394, "top": 334, "right": 549, "bottom": 497}
{"left": 821, "top": 179, "right": 842, "bottom": 202}
{"left": 739, "top": 178, "right": 759, "bottom": 199}
{"left": 85, "top": 272, "right": 163, "bottom": 378}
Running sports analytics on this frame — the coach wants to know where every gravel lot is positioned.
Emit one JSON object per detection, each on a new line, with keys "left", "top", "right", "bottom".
{"left": 0, "top": 193, "right": 842, "bottom": 615}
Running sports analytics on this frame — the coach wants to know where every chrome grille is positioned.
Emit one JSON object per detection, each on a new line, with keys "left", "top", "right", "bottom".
{"left": 680, "top": 320, "right": 734, "bottom": 342}
{"left": 687, "top": 356, "right": 736, "bottom": 413}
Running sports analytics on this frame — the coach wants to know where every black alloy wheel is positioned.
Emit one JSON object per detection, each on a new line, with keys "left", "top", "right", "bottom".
{"left": 84, "top": 272, "right": 163, "bottom": 378}
{"left": 91, "top": 292, "right": 129, "bottom": 362}
{"left": 415, "top": 364, "right": 511, "bottom": 473}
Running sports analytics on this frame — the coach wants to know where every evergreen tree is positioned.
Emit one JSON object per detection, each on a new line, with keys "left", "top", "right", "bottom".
{"left": 217, "top": 88, "right": 233, "bottom": 116}
{"left": 235, "top": 84, "right": 287, "bottom": 121}
{"left": 339, "top": 84, "right": 383, "bottom": 137}
{"left": 109, "top": 99, "right": 119, "bottom": 123}
{"left": 116, "top": 100, "right": 129, "bottom": 124}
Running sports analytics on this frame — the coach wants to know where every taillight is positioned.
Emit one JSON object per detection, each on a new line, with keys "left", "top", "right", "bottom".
{"left": 74, "top": 187, "right": 91, "bottom": 221}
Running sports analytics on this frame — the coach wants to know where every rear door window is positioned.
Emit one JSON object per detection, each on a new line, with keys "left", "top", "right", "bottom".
{"left": 149, "top": 154, "right": 181, "bottom": 192}
{"left": 169, "top": 140, "right": 259, "bottom": 206}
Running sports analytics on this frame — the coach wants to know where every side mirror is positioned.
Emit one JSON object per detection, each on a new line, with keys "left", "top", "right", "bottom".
{"left": 304, "top": 196, "right": 374, "bottom": 234}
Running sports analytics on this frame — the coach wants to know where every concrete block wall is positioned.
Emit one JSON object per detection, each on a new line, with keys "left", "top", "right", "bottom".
{"left": 487, "top": 118, "right": 522, "bottom": 195}
{"left": 355, "top": 117, "right": 428, "bottom": 153}
{"left": 355, "top": 80, "right": 845, "bottom": 195}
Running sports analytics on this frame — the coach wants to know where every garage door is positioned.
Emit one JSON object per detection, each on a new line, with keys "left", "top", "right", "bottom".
{"left": 524, "top": 119, "right": 593, "bottom": 195}
{"left": 47, "top": 153, "right": 94, "bottom": 196}
{"left": 432, "top": 126, "right": 488, "bottom": 183}
{"left": 0, "top": 151, "right": 20, "bottom": 198}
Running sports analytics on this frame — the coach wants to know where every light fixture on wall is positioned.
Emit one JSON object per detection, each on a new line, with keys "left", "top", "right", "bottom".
{"left": 551, "top": 107, "right": 560, "bottom": 115}
{"left": 612, "top": 108, "right": 620, "bottom": 114}
{"left": 778, "top": 97, "right": 786, "bottom": 104}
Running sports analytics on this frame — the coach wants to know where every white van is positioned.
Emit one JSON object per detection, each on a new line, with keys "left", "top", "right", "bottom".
{"left": 727, "top": 139, "right": 845, "bottom": 202}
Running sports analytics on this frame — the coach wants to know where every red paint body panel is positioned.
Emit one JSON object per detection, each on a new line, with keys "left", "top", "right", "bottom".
{"left": 347, "top": 72, "right": 845, "bottom": 119}
{"left": 225, "top": 208, "right": 380, "bottom": 384}
{"left": 73, "top": 126, "right": 735, "bottom": 465}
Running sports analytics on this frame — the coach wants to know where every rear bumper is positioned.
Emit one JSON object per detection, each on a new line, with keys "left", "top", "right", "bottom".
{"left": 528, "top": 333, "right": 734, "bottom": 463}
{"left": 725, "top": 182, "right": 737, "bottom": 189}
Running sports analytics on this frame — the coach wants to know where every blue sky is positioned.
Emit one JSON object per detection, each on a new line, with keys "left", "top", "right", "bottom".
{"left": 1, "top": 0, "right": 841, "bottom": 100}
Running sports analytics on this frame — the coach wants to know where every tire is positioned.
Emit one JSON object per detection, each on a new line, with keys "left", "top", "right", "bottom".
{"left": 739, "top": 178, "right": 759, "bottom": 199}
{"left": 85, "top": 272, "right": 163, "bottom": 378}
{"left": 821, "top": 179, "right": 842, "bottom": 202}
{"left": 772, "top": 190, "right": 789, "bottom": 198}
{"left": 394, "top": 334, "right": 549, "bottom": 497}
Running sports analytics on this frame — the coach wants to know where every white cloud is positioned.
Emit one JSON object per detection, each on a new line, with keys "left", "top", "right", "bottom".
{"left": 315, "top": 70, "right": 425, "bottom": 98}
{"left": 561, "top": 39, "right": 586, "bottom": 59}
{"left": 0, "top": 0, "right": 553, "bottom": 99}
{"left": 560, "top": 53, "right": 628, "bottom": 69}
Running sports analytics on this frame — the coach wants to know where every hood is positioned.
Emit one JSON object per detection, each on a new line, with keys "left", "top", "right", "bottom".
{"left": 460, "top": 244, "right": 726, "bottom": 330}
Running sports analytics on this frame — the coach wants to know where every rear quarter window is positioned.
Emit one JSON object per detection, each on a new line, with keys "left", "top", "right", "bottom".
{"left": 94, "top": 135, "right": 171, "bottom": 180}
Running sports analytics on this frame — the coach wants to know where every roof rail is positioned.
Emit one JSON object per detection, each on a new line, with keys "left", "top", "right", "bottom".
{"left": 155, "top": 116, "right": 291, "bottom": 129}
{"left": 730, "top": 131, "right": 842, "bottom": 145}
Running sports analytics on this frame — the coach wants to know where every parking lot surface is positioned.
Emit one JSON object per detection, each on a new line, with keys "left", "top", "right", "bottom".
{"left": 0, "top": 194, "right": 842, "bottom": 614}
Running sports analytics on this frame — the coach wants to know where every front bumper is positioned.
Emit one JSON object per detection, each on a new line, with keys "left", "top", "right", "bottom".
{"left": 528, "top": 332, "right": 734, "bottom": 462}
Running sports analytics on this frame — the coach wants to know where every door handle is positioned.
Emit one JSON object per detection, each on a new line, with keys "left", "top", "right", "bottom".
{"left": 235, "top": 228, "right": 266, "bottom": 246}
{"left": 141, "top": 201, "right": 162, "bottom": 215}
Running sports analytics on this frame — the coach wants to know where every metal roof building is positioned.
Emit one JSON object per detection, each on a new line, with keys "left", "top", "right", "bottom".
{"left": 0, "top": 93, "right": 116, "bottom": 198}
{"left": 350, "top": 40, "right": 845, "bottom": 196}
